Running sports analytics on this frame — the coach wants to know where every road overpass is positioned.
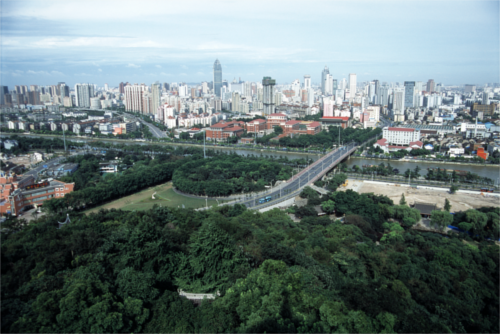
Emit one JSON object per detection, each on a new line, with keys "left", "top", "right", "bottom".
{"left": 226, "top": 142, "right": 358, "bottom": 209}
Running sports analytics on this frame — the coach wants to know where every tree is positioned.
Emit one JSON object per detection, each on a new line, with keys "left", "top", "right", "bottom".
{"left": 321, "top": 200, "right": 335, "bottom": 214}
{"left": 273, "top": 126, "right": 283, "bottom": 134}
{"left": 299, "top": 186, "right": 319, "bottom": 200}
{"left": 430, "top": 210, "right": 453, "bottom": 230}
{"left": 399, "top": 193, "right": 407, "bottom": 206}
{"left": 450, "top": 185, "right": 459, "bottom": 194}
{"left": 444, "top": 198, "right": 451, "bottom": 212}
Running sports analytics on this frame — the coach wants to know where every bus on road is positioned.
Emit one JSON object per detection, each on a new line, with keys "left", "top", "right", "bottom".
{"left": 258, "top": 196, "right": 272, "bottom": 204}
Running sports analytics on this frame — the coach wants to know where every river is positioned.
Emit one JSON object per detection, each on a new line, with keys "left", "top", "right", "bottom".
{"left": 345, "top": 157, "right": 499, "bottom": 179}
{"left": 3, "top": 133, "right": 498, "bottom": 179}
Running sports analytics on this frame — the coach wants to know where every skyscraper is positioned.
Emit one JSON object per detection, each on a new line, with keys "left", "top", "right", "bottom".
{"left": 125, "top": 84, "right": 149, "bottom": 113}
{"left": 75, "top": 83, "right": 95, "bottom": 108}
{"left": 393, "top": 90, "right": 405, "bottom": 121}
{"left": 321, "top": 66, "right": 330, "bottom": 95}
{"left": 119, "top": 82, "right": 125, "bottom": 94}
{"left": 404, "top": 81, "right": 415, "bottom": 108}
{"left": 304, "top": 75, "right": 311, "bottom": 90}
{"left": 377, "top": 86, "right": 389, "bottom": 107}
{"left": 349, "top": 74, "right": 357, "bottom": 100}
{"left": 426, "top": 79, "right": 435, "bottom": 92}
{"left": 27, "top": 91, "right": 40, "bottom": 105}
{"left": 262, "top": 77, "right": 276, "bottom": 115}
{"left": 151, "top": 82, "right": 162, "bottom": 115}
{"left": 0, "top": 86, "right": 8, "bottom": 105}
{"left": 213, "top": 59, "right": 222, "bottom": 98}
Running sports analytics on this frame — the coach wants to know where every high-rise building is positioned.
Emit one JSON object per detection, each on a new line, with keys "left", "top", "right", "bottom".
{"left": 304, "top": 75, "right": 311, "bottom": 90}
{"left": 414, "top": 81, "right": 423, "bottom": 94}
{"left": 163, "top": 82, "right": 170, "bottom": 91}
{"left": 0, "top": 86, "right": 8, "bottom": 105}
{"left": 369, "top": 82, "right": 376, "bottom": 104}
{"left": 151, "top": 82, "right": 162, "bottom": 115}
{"left": 404, "top": 81, "right": 415, "bottom": 108}
{"left": 213, "top": 59, "right": 222, "bottom": 98}
{"left": 30, "top": 85, "right": 38, "bottom": 92}
{"left": 27, "top": 91, "right": 40, "bottom": 105}
{"left": 125, "top": 84, "right": 149, "bottom": 113}
{"left": 119, "top": 82, "right": 125, "bottom": 94}
{"left": 426, "top": 79, "right": 435, "bottom": 92}
{"left": 321, "top": 66, "right": 330, "bottom": 95}
{"left": 262, "top": 77, "right": 276, "bottom": 115}
{"left": 75, "top": 83, "right": 95, "bottom": 108}
{"left": 482, "top": 92, "right": 490, "bottom": 105}
{"left": 349, "top": 74, "right": 357, "bottom": 100}
{"left": 231, "top": 92, "right": 240, "bottom": 112}
{"left": 377, "top": 86, "right": 389, "bottom": 107}
{"left": 393, "top": 90, "right": 405, "bottom": 118}
{"left": 325, "top": 74, "right": 334, "bottom": 95}
{"left": 464, "top": 84, "right": 476, "bottom": 93}
{"left": 373, "top": 80, "right": 380, "bottom": 96}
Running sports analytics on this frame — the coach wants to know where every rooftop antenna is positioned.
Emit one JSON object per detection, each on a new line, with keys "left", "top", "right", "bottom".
{"left": 204, "top": 129, "right": 206, "bottom": 159}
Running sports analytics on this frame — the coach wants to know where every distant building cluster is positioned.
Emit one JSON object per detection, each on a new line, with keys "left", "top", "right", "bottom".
{"left": 1, "top": 60, "right": 499, "bottom": 155}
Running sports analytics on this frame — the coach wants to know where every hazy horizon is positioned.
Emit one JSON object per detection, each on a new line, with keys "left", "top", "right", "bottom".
{"left": 2, "top": 0, "right": 499, "bottom": 88}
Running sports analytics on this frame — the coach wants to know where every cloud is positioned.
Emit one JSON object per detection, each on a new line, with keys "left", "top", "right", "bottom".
{"left": 160, "top": 72, "right": 172, "bottom": 76}
{"left": 196, "top": 72, "right": 204, "bottom": 75}
{"left": 181, "top": 65, "right": 188, "bottom": 69}
{"left": 180, "top": 73, "right": 187, "bottom": 76}
{"left": 156, "top": 65, "right": 162, "bottom": 68}
{"left": 127, "top": 63, "right": 141, "bottom": 68}
{"left": 98, "top": 68, "right": 102, "bottom": 72}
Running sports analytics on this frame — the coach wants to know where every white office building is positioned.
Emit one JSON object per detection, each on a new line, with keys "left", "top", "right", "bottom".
{"left": 382, "top": 127, "right": 421, "bottom": 145}
{"left": 74, "top": 83, "right": 95, "bottom": 108}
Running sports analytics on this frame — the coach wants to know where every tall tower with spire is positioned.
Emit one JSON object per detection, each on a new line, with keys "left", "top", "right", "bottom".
{"left": 213, "top": 59, "right": 222, "bottom": 98}
{"left": 321, "top": 66, "right": 330, "bottom": 95}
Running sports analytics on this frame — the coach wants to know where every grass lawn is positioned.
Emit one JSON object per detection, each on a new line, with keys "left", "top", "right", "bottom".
{"left": 85, "top": 182, "right": 219, "bottom": 214}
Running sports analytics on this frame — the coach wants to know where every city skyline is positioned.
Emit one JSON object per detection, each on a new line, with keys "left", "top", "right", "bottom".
{"left": 1, "top": 0, "right": 498, "bottom": 87}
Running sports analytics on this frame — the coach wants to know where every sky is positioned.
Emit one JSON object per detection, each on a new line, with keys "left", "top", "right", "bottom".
{"left": 1, "top": 0, "right": 499, "bottom": 88}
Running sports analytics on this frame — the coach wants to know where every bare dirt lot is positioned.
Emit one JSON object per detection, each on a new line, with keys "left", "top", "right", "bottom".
{"left": 343, "top": 180, "right": 500, "bottom": 212}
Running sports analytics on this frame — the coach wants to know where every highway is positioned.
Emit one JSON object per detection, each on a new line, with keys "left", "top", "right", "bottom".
{"left": 234, "top": 142, "right": 358, "bottom": 208}
{"left": 123, "top": 112, "right": 168, "bottom": 138}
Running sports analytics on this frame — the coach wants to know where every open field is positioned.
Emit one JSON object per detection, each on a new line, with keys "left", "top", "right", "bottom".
{"left": 85, "top": 182, "right": 219, "bottom": 214}
{"left": 343, "top": 180, "right": 500, "bottom": 212}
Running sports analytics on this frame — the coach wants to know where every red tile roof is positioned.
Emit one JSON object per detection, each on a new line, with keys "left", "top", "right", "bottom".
{"left": 224, "top": 126, "right": 244, "bottom": 132}
{"left": 388, "top": 127, "right": 414, "bottom": 132}
{"left": 376, "top": 138, "right": 388, "bottom": 146}
{"left": 285, "top": 120, "right": 301, "bottom": 125}
{"left": 409, "top": 141, "right": 423, "bottom": 147}
{"left": 307, "top": 121, "right": 321, "bottom": 127}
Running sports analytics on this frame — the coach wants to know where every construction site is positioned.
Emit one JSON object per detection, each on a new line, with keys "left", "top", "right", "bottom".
{"left": 342, "top": 179, "right": 500, "bottom": 212}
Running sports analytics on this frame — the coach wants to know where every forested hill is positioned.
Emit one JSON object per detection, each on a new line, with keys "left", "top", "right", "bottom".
{"left": 1, "top": 204, "right": 498, "bottom": 333}
{"left": 172, "top": 154, "right": 295, "bottom": 196}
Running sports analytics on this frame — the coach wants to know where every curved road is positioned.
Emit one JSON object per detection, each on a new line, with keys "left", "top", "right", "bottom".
{"left": 234, "top": 142, "right": 358, "bottom": 208}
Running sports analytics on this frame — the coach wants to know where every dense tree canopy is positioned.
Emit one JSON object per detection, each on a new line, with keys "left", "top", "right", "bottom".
{"left": 2, "top": 199, "right": 498, "bottom": 333}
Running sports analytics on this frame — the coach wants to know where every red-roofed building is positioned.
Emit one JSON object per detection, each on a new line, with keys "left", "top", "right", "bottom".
{"left": 284, "top": 120, "right": 301, "bottom": 134}
{"left": 0, "top": 173, "right": 75, "bottom": 216}
{"left": 246, "top": 119, "right": 267, "bottom": 133}
{"left": 382, "top": 126, "right": 421, "bottom": 145}
{"left": 374, "top": 138, "right": 423, "bottom": 153}
{"left": 477, "top": 147, "right": 489, "bottom": 160}
{"left": 306, "top": 121, "right": 322, "bottom": 135}
{"left": 267, "top": 113, "right": 288, "bottom": 129}
{"left": 320, "top": 116, "right": 351, "bottom": 129}
{"left": 206, "top": 121, "right": 245, "bottom": 141}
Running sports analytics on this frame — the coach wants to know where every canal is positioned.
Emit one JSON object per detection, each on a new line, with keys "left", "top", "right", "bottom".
{"left": 345, "top": 157, "right": 499, "bottom": 180}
